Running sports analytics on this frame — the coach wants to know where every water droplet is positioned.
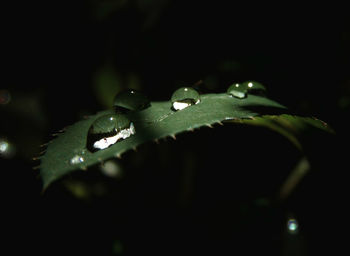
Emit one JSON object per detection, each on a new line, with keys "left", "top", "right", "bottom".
{"left": 287, "top": 218, "right": 299, "bottom": 234}
{"left": 171, "top": 87, "right": 200, "bottom": 111}
{"left": 0, "top": 138, "right": 16, "bottom": 158}
{"left": 227, "top": 81, "right": 267, "bottom": 98}
{"left": 227, "top": 83, "right": 247, "bottom": 99}
{"left": 87, "top": 114, "right": 136, "bottom": 152}
{"left": 70, "top": 155, "right": 85, "bottom": 165}
{"left": 0, "top": 90, "right": 11, "bottom": 105}
{"left": 113, "top": 89, "right": 150, "bottom": 113}
{"left": 242, "top": 81, "right": 267, "bottom": 95}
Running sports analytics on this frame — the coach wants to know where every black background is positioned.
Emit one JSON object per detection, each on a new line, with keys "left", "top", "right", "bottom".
{"left": 2, "top": 2, "right": 349, "bottom": 255}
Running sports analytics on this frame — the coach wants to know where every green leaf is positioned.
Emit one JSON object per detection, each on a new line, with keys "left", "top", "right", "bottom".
{"left": 40, "top": 93, "right": 286, "bottom": 189}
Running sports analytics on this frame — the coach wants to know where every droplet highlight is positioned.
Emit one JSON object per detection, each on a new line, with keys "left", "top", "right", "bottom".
{"left": 70, "top": 155, "right": 85, "bottom": 165}
{"left": 87, "top": 114, "right": 136, "bottom": 152}
{"left": 171, "top": 87, "right": 200, "bottom": 111}
{"left": 113, "top": 89, "right": 150, "bottom": 113}
{"left": 0, "top": 138, "right": 16, "bottom": 158}
{"left": 287, "top": 218, "right": 299, "bottom": 234}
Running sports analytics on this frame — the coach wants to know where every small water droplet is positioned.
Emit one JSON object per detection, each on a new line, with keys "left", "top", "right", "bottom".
{"left": 113, "top": 89, "right": 150, "bottom": 113}
{"left": 171, "top": 87, "right": 200, "bottom": 111}
{"left": 227, "top": 81, "right": 267, "bottom": 98}
{"left": 227, "top": 83, "right": 247, "bottom": 99}
{"left": 287, "top": 218, "right": 299, "bottom": 234}
{"left": 70, "top": 155, "right": 85, "bottom": 165}
{"left": 87, "top": 114, "right": 136, "bottom": 152}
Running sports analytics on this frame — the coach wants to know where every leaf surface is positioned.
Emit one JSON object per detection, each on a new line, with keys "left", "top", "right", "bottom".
{"left": 40, "top": 93, "right": 293, "bottom": 189}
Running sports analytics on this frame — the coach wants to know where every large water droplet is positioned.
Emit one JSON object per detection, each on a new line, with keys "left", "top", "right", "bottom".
{"left": 227, "top": 83, "right": 247, "bottom": 99}
{"left": 70, "top": 154, "right": 85, "bottom": 165}
{"left": 113, "top": 89, "right": 150, "bottom": 113}
{"left": 171, "top": 87, "right": 200, "bottom": 111}
{"left": 87, "top": 114, "right": 136, "bottom": 152}
{"left": 287, "top": 218, "right": 299, "bottom": 234}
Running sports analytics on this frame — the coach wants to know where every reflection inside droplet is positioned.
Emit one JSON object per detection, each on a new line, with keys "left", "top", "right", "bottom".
{"left": 87, "top": 114, "right": 136, "bottom": 152}
{"left": 172, "top": 101, "right": 192, "bottom": 110}
{"left": 287, "top": 218, "right": 299, "bottom": 234}
{"left": 92, "top": 123, "right": 135, "bottom": 150}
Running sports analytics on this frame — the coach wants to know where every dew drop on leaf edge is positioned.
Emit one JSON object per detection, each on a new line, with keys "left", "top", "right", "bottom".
{"left": 113, "top": 89, "right": 151, "bottom": 113}
{"left": 87, "top": 114, "right": 136, "bottom": 152}
{"left": 171, "top": 87, "right": 201, "bottom": 111}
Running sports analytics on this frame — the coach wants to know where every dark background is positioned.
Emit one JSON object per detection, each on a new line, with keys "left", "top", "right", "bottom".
{"left": 2, "top": 2, "right": 349, "bottom": 255}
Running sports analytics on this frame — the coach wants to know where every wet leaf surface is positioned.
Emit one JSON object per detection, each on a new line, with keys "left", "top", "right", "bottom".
{"left": 41, "top": 95, "right": 333, "bottom": 190}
